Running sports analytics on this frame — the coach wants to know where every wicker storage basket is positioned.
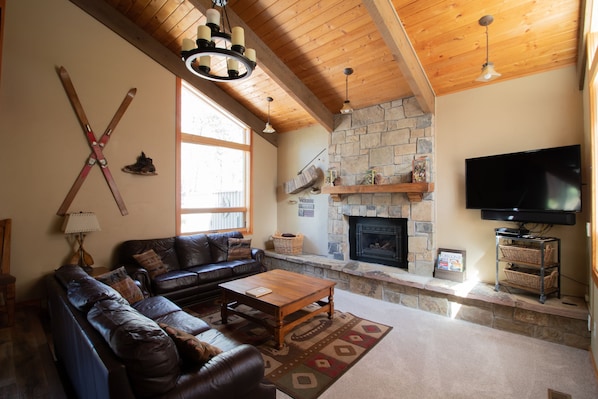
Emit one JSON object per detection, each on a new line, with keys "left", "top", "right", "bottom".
{"left": 503, "top": 268, "right": 558, "bottom": 290}
{"left": 272, "top": 232, "right": 304, "bottom": 255}
{"left": 499, "top": 244, "right": 554, "bottom": 265}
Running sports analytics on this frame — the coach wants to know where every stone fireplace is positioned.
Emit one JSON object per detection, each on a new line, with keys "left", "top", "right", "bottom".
{"left": 327, "top": 97, "right": 435, "bottom": 277}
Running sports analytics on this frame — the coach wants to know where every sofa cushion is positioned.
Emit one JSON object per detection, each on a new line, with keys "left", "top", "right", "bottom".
{"left": 132, "top": 295, "right": 181, "bottom": 319}
{"left": 96, "top": 267, "right": 145, "bottom": 305}
{"left": 87, "top": 299, "right": 180, "bottom": 398}
{"left": 159, "top": 323, "right": 222, "bottom": 366}
{"left": 152, "top": 270, "right": 199, "bottom": 294}
{"left": 132, "top": 249, "right": 168, "bottom": 278}
{"left": 67, "top": 276, "right": 128, "bottom": 312}
{"left": 186, "top": 263, "right": 234, "bottom": 283}
{"left": 119, "top": 237, "right": 181, "bottom": 271}
{"left": 227, "top": 238, "right": 252, "bottom": 261}
{"left": 55, "top": 264, "right": 90, "bottom": 288}
{"left": 230, "top": 259, "right": 263, "bottom": 276}
{"left": 175, "top": 234, "right": 212, "bottom": 268}
{"left": 208, "top": 231, "right": 243, "bottom": 263}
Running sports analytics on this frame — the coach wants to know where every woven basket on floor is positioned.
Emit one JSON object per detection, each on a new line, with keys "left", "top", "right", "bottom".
{"left": 499, "top": 244, "right": 554, "bottom": 265}
{"left": 272, "top": 232, "right": 303, "bottom": 255}
{"left": 503, "top": 268, "right": 558, "bottom": 290}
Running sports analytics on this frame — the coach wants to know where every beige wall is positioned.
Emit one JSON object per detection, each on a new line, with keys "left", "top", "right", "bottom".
{"left": 276, "top": 125, "right": 329, "bottom": 255}
{"left": 436, "top": 66, "right": 588, "bottom": 296}
{"left": 0, "top": 0, "right": 277, "bottom": 302}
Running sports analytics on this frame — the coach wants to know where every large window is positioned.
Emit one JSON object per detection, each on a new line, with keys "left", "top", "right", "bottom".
{"left": 177, "top": 79, "right": 252, "bottom": 235}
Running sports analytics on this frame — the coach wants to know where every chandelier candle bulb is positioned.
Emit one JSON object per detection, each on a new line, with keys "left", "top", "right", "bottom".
{"left": 182, "top": 38, "right": 195, "bottom": 51}
{"left": 206, "top": 8, "right": 220, "bottom": 26}
{"left": 197, "top": 25, "right": 211, "bottom": 42}
{"left": 200, "top": 56, "right": 211, "bottom": 68}
{"left": 232, "top": 27, "right": 245, "bottom": 47}
{"left": 227, "top": 59, "right": 239, "bottom": 72}
{"left": 246, "top": 48, "right": 256, "bottom": 62}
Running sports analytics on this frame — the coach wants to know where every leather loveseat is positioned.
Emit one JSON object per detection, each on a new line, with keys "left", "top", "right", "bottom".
{"left": 117, "top": 231, "right": 265, "bottom": 306}
{"left": 46, "top": 264, "right": 276, "bottom": 399}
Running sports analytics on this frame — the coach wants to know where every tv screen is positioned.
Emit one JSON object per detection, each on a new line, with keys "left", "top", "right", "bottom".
{"left": 465, "top": 145, "right": 581, "bottom": 225}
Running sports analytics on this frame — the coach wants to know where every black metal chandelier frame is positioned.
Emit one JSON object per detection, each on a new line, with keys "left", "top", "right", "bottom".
{"left": 181, "top": 0, "right": 256, "bottom": 82}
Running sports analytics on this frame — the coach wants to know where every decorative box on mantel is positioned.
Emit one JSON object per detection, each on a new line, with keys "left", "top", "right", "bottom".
{"left": 321, "top": 182, "right": 434, "bottom": 202}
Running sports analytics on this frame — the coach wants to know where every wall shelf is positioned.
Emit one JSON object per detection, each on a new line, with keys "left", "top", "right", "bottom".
{"left": 321, "top": 182, "right": 434, "bottom": 202}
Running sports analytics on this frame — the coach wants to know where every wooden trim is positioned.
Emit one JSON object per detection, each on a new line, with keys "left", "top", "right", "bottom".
{"left": 175, "top": 78, "right": 183, "bottom": 235}
{"left": 321, "top": 182, "right": 434, "bottom": 202}
{"left": 0, "top": 0, "right": 5, "bottom": 86}
{"left": 363, "top": 0, "right": 436, "bottom": 114}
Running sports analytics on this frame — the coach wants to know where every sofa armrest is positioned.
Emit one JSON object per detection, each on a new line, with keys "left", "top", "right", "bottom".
{"left": 251, "top": 248, "right": 266, "bottom": 271}
{"left": 123, "top": 264, "right": 152, "bottom": 297}
{"left": 169, "top": 344, "right": 274, "bottom": 399}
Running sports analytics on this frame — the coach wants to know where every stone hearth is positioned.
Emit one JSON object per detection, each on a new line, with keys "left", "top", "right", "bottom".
{"left": 264, "top": 251, "right": 591, "bottom": 350}
{"left": 327, "top": 97, "right": 435, "bottom": 276}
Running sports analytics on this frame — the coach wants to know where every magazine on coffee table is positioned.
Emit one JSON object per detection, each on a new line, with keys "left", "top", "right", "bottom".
{"left": 246, "top": 287, "right": 272, "bottom": 297}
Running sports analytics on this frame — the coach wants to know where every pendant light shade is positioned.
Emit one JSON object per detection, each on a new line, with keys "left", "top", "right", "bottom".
{"left": 263, "top": 97, "right": 275, "bottom": 133}
{"left": 340, "top": 67, "right": 354, "bottom": 114}
{"left": 476, "top": 15, "right": 501, "bottom": 83}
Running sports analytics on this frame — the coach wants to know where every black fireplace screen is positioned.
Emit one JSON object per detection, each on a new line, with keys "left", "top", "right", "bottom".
{"left": 349, "top": 217, "right": 408, "bottom": 268}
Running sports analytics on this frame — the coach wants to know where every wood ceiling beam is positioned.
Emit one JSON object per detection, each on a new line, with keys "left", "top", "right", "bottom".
{"left": 363, "top": 0, "right": 436, "bottom": 114}
{"left": 68, "top": 0, "right": 277, "bottom": 146}
{"left": 188, "top": 0, "right": 334, "bottom": 132}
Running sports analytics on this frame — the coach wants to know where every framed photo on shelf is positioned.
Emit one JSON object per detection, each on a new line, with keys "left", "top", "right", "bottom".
{"left": 412, "top": 156, "right": 429, "bottom": 182}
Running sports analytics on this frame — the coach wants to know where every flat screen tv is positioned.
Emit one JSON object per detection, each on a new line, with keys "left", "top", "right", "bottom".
{"left": 465, "top": 144, "right": 582, "bottom": 226}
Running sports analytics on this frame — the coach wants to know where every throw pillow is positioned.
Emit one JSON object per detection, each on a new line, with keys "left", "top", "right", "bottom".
{"left": 133, "top": 249, "right": 168, "bottom": 278}
{"left": 95, "top": 266, "right": 144, "bottom": 304}
{"left": 159, "top": 323, "right": 222, "bottom": 365}
{"left": 227, "top": 238, "right": 252, "bottom": 261}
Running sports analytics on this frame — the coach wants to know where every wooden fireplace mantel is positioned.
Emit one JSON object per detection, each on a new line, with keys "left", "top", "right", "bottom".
{"left": 321, "top": 182, "right": 434, "bottom": 202}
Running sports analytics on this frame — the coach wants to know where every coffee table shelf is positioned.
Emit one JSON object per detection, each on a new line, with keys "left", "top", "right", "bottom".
{"left": 219, "top": 269, "right": 335, "bottom": 349}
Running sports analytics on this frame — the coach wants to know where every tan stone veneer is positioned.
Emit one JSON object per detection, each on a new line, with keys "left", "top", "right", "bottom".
{"left": 328, "top": 97, "right": 435, "bottom": 276}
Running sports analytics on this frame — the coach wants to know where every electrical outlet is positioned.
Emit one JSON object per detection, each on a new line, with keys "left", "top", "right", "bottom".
{"left": 587, "top": 222, "right": 591, "bottom": 237}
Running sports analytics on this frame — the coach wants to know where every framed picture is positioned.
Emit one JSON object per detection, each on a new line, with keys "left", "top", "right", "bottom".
{"left": 412, "top": 156, "right": 429, "bottom": 182}
{"left": 436, "top": 248, "right": 466, "bottom": 272}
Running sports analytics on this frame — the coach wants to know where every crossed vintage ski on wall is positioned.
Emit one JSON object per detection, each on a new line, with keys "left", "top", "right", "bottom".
{"left": 56, "top": 66, "right": 136, "bottom": 216}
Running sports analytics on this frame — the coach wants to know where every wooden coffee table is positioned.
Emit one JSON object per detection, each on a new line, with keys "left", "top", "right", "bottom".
{"left": 218, "top": 269, "right": 335, "bottom": 349}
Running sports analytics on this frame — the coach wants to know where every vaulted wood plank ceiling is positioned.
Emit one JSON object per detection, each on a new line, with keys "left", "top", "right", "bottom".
{"left": 70, "top": 0, "right": 583, "bottom": 144}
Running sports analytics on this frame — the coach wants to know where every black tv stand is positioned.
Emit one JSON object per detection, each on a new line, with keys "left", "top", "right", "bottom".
{"left": 496, "top": 227, "right": 530, "bottom": 237}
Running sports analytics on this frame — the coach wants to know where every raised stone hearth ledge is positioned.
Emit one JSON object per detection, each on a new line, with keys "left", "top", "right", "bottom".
{"left": 264, "top": 251, "right": 591, "bottom": 349}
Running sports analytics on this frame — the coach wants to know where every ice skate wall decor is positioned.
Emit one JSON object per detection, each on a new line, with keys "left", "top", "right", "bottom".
{"left": 122, "top": 152, "right": 157, "bottom": 175}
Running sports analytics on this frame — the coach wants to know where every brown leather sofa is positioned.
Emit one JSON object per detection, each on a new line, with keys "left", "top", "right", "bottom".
{"left": 46, "top": 264, "right": 276, "bottom": 399}
{"left": 117, "top": 231, "right": 265, "bottom": 306}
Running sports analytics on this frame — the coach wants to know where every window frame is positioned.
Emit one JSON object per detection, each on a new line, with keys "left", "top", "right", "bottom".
{"left": 176, "top": 78, "right": 253, "bottom": 236}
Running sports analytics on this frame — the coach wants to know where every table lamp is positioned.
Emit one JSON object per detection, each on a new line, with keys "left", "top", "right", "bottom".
{"left": 62, "top": 212, "right": 101, "bottom": 272}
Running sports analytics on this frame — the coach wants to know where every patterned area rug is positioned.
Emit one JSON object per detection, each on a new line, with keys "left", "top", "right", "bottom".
{"left": 187, "top": 300, "right": 392, "bottom": 399}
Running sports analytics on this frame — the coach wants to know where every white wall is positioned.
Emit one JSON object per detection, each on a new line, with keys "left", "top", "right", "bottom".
{"left": 436, "top": 66, "right": 588, "bottom": 296}
{"left": 276, "top": 125, "right": 329, "bottom": 255}
{"left": 0, "top": 0, "right": 278, "bottom": 302}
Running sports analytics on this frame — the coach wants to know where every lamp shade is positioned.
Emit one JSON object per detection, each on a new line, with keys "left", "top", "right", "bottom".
{"left": 62, "top": 212, "right": 101, "bottom": 234}
{"left": 340, "top": 100, "right": 353, "bottom": 114}
{"left": 263, "top": 122, "right": 276, "bottom": 134}
{"left": 476, "top": 63, "right": 501, "bottom": 82}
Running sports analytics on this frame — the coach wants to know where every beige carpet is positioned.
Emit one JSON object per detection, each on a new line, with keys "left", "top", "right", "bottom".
{"left": 275, "top": 289, "right": 598, "bottom": 399}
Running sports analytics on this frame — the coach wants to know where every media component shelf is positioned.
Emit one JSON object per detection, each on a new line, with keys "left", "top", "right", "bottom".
{"left": 494, "top": 230, "right": 560, "bottom": 304}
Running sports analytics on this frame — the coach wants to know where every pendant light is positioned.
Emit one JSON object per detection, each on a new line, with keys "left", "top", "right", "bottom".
{"left": 263, "top": 97, "right": 275, "bottom": 133}
{"left": 476, "top": 15, "right": 501, "bottom": 82}
{"left": 181, "top": 0, "right": 256, "bottom": 82}
{"left": 340, "top": 67, "right": 354, "bottom": 114}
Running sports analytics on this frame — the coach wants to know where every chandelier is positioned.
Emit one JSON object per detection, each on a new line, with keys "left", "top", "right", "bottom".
{"left": 181, "top": 0, "right": 256, "bottom": 82}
